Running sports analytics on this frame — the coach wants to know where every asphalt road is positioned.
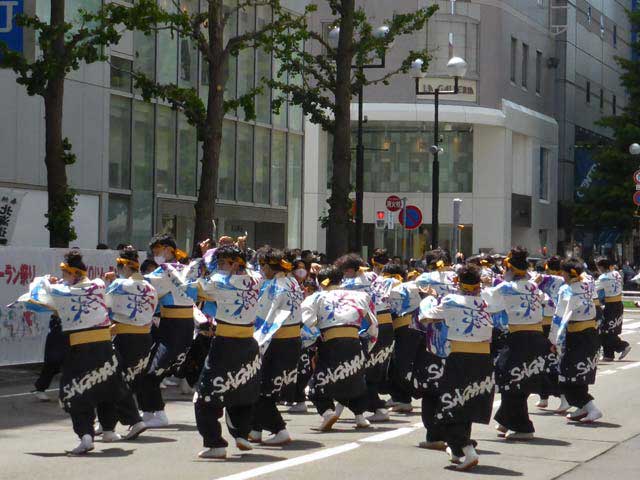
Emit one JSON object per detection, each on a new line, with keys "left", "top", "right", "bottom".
{"left": 1, "top": 315, "right": 640, "bottom": 480}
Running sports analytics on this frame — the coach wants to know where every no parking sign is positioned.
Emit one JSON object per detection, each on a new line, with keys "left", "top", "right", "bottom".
{"left": 399, "top": 205, "right": 423, "bottom": 230}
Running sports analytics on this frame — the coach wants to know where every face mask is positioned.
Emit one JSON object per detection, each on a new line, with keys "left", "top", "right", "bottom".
{"left": 154, "top": 255, "right": 166, "bottom": 265}
{"left": 294, "top": 269, "right": 307, "bottom": 279}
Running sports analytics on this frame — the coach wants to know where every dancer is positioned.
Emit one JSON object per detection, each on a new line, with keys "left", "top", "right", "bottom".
{"left": 595, "top": 257, "right": 631, "bottom": 361}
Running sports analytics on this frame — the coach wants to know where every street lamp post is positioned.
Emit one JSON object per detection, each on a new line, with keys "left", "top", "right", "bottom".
{"left": 412, "top": 56, "right": 467, "bottom": 249}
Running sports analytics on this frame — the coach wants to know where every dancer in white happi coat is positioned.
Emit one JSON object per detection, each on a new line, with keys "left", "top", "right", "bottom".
{"left": 141, "top": 234, "right": 200, "bottom": 427}
{"left": 551, "top": 258, "right": 603, "bottom": 423}
{"left": 301, "top": 266, "right": 378, "bottom": 431}
{"left": 249, "top": 247, "right": 304, "bottom": 446}
{"left": 418, "top": 264, "right": 495, "bottom": 471}
{"left": 484, "top": 247, "right": 551, "bottom": 440}
{"left": 12, "top": 250, "right": 132, "bottom": 455}
{"left": 194, "top": 246, "right": 263, "bottom": 459}
{"left": 595, "top": 257, "right": 631, "bottom": 361}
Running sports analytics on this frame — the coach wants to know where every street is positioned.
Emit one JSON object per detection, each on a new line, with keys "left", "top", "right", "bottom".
{"left": 1, "top": 315, "right": 640, "bottom": 480}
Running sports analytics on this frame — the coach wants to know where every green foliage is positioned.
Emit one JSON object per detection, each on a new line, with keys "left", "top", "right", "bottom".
{"left": 575, "top": 8, "right": 640, "bottom": 233}
{"left": 45, "top": 188, "right": 78, "bottom": 244}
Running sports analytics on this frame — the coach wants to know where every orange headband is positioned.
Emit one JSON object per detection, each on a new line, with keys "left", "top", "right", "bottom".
{"left": 267, "top": 259, "right": 293, "bottom": 271}
{"left": 504, "top": 257, "right": 527, "bottom": 276}
{"left": 460, "top": 282, "right": 481, "bottom": 293}
{"left": 116, "top": 258, "right": 140, "bottom": 270}
{"left": 60, "top": 262, "right": 87, "bottom": 277}
{"left": 171, "top": 247, "right": 188, "bottom": 261}
{"left": 384, "top": 273, "right": 404, "bottom": 282}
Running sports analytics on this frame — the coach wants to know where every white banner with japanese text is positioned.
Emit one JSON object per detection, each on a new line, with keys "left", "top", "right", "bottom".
{"left": 0, "top": 247, "right": 123, "bottom": 365}
{"left": 0, "top": 188, "right": 26, "bottom": 245}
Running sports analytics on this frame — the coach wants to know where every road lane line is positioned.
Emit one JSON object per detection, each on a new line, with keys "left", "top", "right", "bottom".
{"left": 360, "top": 427, "right": 417, "bottom": 443}
{"left": 598, "top": 370, "right": 617, "bottom": 376}
{"left": 0, "top": 388, "right": 57, "bottom": 400}
{"left": 214, "top": 442, "right": 360, "bottom": 480}
{"left": 619, "top": 361, "right": 640, "bottom": 370}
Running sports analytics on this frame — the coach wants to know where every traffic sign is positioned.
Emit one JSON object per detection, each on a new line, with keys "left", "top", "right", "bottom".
{"left": 634, "top": 170, "right": 640, "bottom": 184}
{"left": 386, "top": 211, "right": 396, "bottom": 230}
{"left": 375, "top": 211, "right": 386, "bottom": 230}
{"left": 385, "top": 195, "right": 403, "bottom": 212}
{"left": 399, "top": 205, "right": 423, "bottom": 230}
{"left": 634, "top": 191, "right": 640, "bottom": 206}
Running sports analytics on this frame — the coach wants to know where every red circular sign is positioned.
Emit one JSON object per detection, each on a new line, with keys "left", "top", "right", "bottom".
{"left": 386, "top": 195, "right": 402, "bottom": 212}
{"left": 634, "top": 170, "right": 640, "bottom": 184}
{"left": 633, "top": 191, "right": 640, "bottom": 206}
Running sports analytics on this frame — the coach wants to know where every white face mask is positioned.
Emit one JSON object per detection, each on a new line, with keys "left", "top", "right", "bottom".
{"left": 294, "top": 268, "right": 307, "bottom": 279}
{"left": 154, "top": 255, "right": 166, "bottom": 265}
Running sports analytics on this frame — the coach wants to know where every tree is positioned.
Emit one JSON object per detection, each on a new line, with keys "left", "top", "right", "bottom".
{"left": 113, "top": 0, "right": 311, "bottom": 255}
{"left": 268, "top": 0, "right": 437, "bottom": 259}
{"left": 0, "top": 1, "right": 128, "bottom": 247}
{"left": 576, "top": 8, "right": 640, "bottom": 236}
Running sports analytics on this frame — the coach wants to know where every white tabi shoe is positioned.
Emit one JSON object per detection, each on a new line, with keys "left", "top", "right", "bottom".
{"left": 456, "top": 445, "right": 479, "bottom": 471}
{"left": 555, "top": 395, "right": 570, "bottom": 414}
{"left": 198, "top": 447, "right": 227, "bottom": 459}
{"left": 390, "top": 402, "right": 413, "bottom": 413}
{"left": 618, "top": 345, "right": 632, "bottom": 361}
{"left": 495, "top": 423, "right": 508, "bottom": 437}
{"left": 354, "top": 414, "right": 371, "bottom": 429}
{"left": 334, "top": 403, "right": 345, "bottom": 418}
{"left": 367, "top": 408, "right": 390, "bottom": 423}
{"left": 94, "top": 423, "right": 103, "bottom": 436}
{"left": 248, "top": 430, "right": 263, "bottom": 443}
{"left": 536, "top": 397, "right": 549, "bottom": 409}
{"left": 145, "top": 410, "right": 169, "bottom": 428}
{"left": 179, "top": 378, "right": 194, "bottom": 395}
{"left": 505, "top": 430, "right": 534, "bottom": 441}
{"left": 418, "top": 440, "right": 447, "bottom": 451}
{"left": 287, "top": 402, "right": 308, "bottom": 413}
{"left": 141, "top": 411, "right": 155, "bottom": 423}
{"left": 162, "top": 377, "right": 178, "bottom": 387}
{"left": 235, "top": 437, "right": 253, "bottom": 451}
{"left": 123, "top": 421, "right": 147, "bottom": 441}
{"left": 262, "top": 429, "right": 292, "bottom": 446}
{"left": 580, "top": 401, "right": 603, "bottom": 423}
{"left": 32, "top": 390, "right": 50, "bottom": 402}
{"left": 317, "top": 409, "right": 340, "bottom": 432}
{"left": 384, "top": 398, "right": 400, "bottom": 408}
{"left": 67, "top": 434, "right": 94, "bottom": 456}
{"left": 445, "top": 446, "right": 461, "bottom": 464}
{"left": 101, "top": 431, "right": 122, "bottom": 442}
{"left": 566, "top": 406, "right": 588, "bottom": 422}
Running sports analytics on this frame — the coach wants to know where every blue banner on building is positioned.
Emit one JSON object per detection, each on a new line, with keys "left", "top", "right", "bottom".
{"left": 574, "top": 147, "right": 597, "bottom": 201}
{"left": 0, "top": 0, "right": 23, "bottom": 54}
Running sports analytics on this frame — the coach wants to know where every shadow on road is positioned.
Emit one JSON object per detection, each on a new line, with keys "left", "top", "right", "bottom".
{"left": 260, "top": 439, "right": 325, "bottom": 451}
{"left": 444, "top": 464, "right": 523, "bottom": 476}
{"left": 569, "top": 421, "right": 621, "bottom": 429}
{"left": 27, "top": 448, "right": 135, "bottom": 458}
{"left": 126, "top": 435, "right": 178, "bottom": 444}
{"left": 195, "top": 453, "right": 287, "bottom": 463}
{"left": 483, "top": 437, "right": 571, "bottom": 447}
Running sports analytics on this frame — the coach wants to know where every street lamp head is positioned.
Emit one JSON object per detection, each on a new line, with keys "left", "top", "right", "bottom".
{"left": 446, "top": 56, "right": 468, "bottom": 79}
{"left": 373, "top": 25, "right": 390, "bottom": 39}
{"left": 328, "top": 27, "right": 340, "bottom": 49}
{"left": 411, "top": 58, "right": 426, "bottom": 77}
{"left": 630, "top": 143, "right": 640, "bottom": 155}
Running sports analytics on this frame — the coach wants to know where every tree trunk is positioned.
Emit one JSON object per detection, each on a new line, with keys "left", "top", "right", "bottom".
{"left": 192, "top": 1, "right": 226, "bottom": 255}
{"left": 326, "top": 0, "right": 355, "bottom": 261}
{"left": 44, "top": 1, "right": 70, "bottom": 248}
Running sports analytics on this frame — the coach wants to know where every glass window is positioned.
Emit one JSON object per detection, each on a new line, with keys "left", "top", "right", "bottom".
{"left": 510, "top": 37, "right": 517, "bottom": 83}
{"left": 521, "top": 43, "right": 528, "bottom": 88}
{"left": 219, "top": 120, "right": 236, "bottom": 200}
{"left": 157, "top": 29, "right": 178, "bottom": 84}
{"left": 179, "top": 0, "right": 199, "bottom": 88}
{"left": 272, "top": 56, "right": 287, "bottom": 128}
{"left": 156, "top": 106, "right": 177, "bottom": 194}
{"left": 287, "top": 134, "right": 303, "bottom": 247}
{"left": 109, "top": 95, "right": 131, "bottom": 190}
{"left": 600, "top": 88, "right": 604, "bottom": 110}
{"left": 110, "top": 56, "right": 132, "bottom": 93}
{"left": 535, "top": 51, "right": 542, "bottom": 94}
{"left": 131, "top": 101, "right": 155, "bottom": 248}
{"left": 254, "top": 127, "right": 270, "bottom": 203}
{"left": 237, "top": 5, "right": 255, "bottom": 119}
{"left": 427, "top": 20, "right": 478, "bottom": 76}
{"left": 271, "top": 130, "right": 287, "bottom": 206}
{"left": 134, "top": 30, "right": 156, "bottom": 94}
{"left": 345, "top": 121, "right": 473, "bottom": 193}
{"left": 236, "top": 123, "right": 254, "bottom": 202}
{"left": 178, "top": 113, "right": 198, "bottom": 196}
{"left": 255, "top": 6, "right": 272, "bottom": 124}
{"left": 539, "top": 147, "right": 549, "bottom": 201}
{"left": 613, "top": 95, "right": 617, "bottom": 115}
{"left": 108, "top": 196, "right": 130, "bottom": 248}
{"left": 614, "top": 24, "right": 617, "bottom": 48}
{"left": 586, "top": 81, "right": 591, "bottom": 103}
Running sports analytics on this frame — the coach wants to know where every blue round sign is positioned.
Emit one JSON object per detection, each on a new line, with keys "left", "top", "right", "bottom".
{"left": 399, "top": 205, "right": 423, "bottom": 230}
{"left": 633, "top": 191, "right": 640, "bottom": 206}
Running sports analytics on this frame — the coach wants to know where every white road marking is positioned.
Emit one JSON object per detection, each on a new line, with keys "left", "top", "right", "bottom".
{"left": 214, "top": 442, "right": 361, "bottom": 480}
{"left": 599, "top": 370, "right": 617, "bottom": 376}
{"left": 360, "top": 427, "right": 417, "bottom": 443}
{"left": 619, "top": 361, "right": 640, "bottom": 370}
{"left": 0, "top": 388, "right": 57, "bottom": 400}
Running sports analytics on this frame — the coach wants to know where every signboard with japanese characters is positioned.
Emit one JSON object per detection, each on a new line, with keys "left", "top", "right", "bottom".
{"left": 0, "top": 188, "right": 26, "bottom": 245}
{"left": 0, "top": 247, "right": 129, "bottom": 365}
{"left": 0, "top": 0, "right": 23, "bottom": 55}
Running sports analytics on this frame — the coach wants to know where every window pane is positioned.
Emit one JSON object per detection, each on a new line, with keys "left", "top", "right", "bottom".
{"left": 287, "top": 134, "right": 303, "bottom": 247}
{"left": 288, "top": 37, "right": 304, "bottom": 131}
{"left": 178, "top": 113, "right": 197, "bottom": 196}
{"left": 272, "top": 55, "right": 287, "bottom": 128}
{"left": 108, "top": 196, "right": 129, "bottom": 248}
{"left": 271, "top": 130, "right": 286, "bottom": 206}
{"left": 510, "top": 37, "right": 517, "bottom": 82}
{"left": 134, "top": 30, "right": 156, "bottom": 93}
{"left": 109, "top": 96, "right": 131, "bottom": 189}
{"left": 131, "top": 101, "right": 154, "bottom": 248}
{"left": 110, "top": 57, "right": 132, "bottom": 93}
{"left": 156, "top": 106, "right": 176, "bottom": 194}
{"left": 255, "top": 6, "right": 272, "bottom": 124}
{"left": 219, "top": 120, "right": 236, "bottom": 200}
{"left": 157, "top": 29, "right": 178, "bottom": 84}
{"left": 236, "top": 123, "right": 254, "bottom": 202}
{"left": 179, "top": 0, "right": 199, "bottom": 89}
{"left": 535, "top": 51, "right": 542, "bottom": 94}
{"left": 254, "top": 127, "right": 270, "bottom": 203}
{"left": 237, "top": 5, "right": 255, "bottom": 119}
{"left": 521, "top": 43, "right": 528, "bottom": 88}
